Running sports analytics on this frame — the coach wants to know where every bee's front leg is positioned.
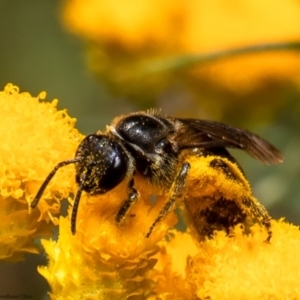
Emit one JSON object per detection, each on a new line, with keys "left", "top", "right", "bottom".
{"left": 115, "top": 178, "right": 138, "bottom": 223}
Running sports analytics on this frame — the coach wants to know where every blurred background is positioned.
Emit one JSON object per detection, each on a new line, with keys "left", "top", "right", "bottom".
{"left": 0, "top": 0, "right": 299, "bottom": 299}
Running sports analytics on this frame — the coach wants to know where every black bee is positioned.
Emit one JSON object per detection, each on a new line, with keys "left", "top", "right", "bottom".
{"left": 30, "top": 109, "right": 283, "bottom": 240}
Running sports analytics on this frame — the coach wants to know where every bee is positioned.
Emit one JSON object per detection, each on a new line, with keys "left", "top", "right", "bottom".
{"left": 30, "top": 109, "right": 283, "bottom": 241}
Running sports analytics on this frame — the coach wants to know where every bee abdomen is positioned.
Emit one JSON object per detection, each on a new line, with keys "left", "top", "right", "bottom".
{"left": 185, "top": 196, "right": 247, "bottom": 240}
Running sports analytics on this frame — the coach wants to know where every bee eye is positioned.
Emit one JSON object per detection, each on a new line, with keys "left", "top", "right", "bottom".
{"left": 99, "top": 151, "right": 127, "bottom": 191}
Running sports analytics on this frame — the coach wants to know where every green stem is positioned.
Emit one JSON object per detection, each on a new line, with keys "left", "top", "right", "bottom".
{"left": 143, "top": 41, "right": 300, "bottom": 74}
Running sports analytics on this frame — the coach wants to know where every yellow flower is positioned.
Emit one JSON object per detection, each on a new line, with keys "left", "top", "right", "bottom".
{"left": 188, "top": 220, "right": 300, "bottom": 300}
{"left": 153, "top": 231, "right": 199, "bottom": 299}
{"left": 62, "top": 0, "right": 300, "bottom": 54}
{"left": 41, "top": 217, "right": 300, "bottom": 299}
{"left": 39, "top": 178, "right": 178, "bottom": 299}
{"left": 62, "top": 0, "right": 184, "bottom": 51}
{"left": 0, "top": 83, "right": 82, "bottom": 261}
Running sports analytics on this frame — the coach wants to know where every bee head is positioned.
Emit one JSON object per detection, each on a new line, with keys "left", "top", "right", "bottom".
{"left": 75, "top": 134, "right": 129, "bottom": 194}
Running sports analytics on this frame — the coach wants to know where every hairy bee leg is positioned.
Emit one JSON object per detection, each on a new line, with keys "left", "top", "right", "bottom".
{"left": 115, "top": 179, "right": 138, "bottom": 223}
{"left": 256, "top": 204, "right": 272, "bottom": 243}
{"left": 242, "top": 196, "right": 272, "bottom": 243}
{"left": 146, "top": 162, "right": 190, "bottom": 238}
{"left": 262, "top": 216, "right": 272, "bottom": 243}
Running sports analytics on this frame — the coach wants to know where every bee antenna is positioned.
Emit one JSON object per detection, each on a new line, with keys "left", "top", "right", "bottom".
{"left": 30, "top": 159, "right": 81, "bottom": 210}
{"left": 71, "top": 168, "right": 91, "bottom": 235}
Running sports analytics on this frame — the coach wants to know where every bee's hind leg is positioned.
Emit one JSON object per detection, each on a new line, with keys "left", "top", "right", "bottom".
{"left": 146, "top": 162, "right": 190, "bottom": 238}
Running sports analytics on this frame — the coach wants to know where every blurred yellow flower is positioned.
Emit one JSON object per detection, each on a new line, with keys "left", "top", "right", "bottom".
{"left": 0, "top": 83, "right": 82, "bottom": 261}
{"left": 62, "top": 0, "right": 300, "bottom": 53}
{"left": 61, "top": 0, "right": 300, "bottom": 119}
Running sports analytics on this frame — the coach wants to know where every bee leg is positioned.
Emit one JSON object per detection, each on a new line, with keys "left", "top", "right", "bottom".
{"left": 254, "top": 203, "right": 272, "bottom": 243}
{"left": 115, "top": 178, "right": 138, "bottom": 223}
{"left": 242, "top": 197, "right": 272, "bottom": 243}
{"left": 146, "top": 162, "right": 190, "bottom": 238}
{"left": 262, "top": 216, "right": 272, "bottom": 243}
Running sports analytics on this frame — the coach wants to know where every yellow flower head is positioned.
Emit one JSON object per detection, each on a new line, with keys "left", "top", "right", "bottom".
{"left": 39, "top": 176, "right": 178, "bottom": 299}
{"left": 189, "top": 220, "right": 300, "bottom": 300}
{"left": 153, "top": 231, "right": 199, "bottom": 299}
{"left": 0, "top": 84, "right": 82, "bottom": 261}
{"left": 62, "top": 0, "right": 300, "bottom": 53}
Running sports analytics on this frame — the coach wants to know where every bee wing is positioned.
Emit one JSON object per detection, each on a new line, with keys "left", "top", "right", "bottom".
{"left": 176, "top": 119, "right": 283, "bottom": 165}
